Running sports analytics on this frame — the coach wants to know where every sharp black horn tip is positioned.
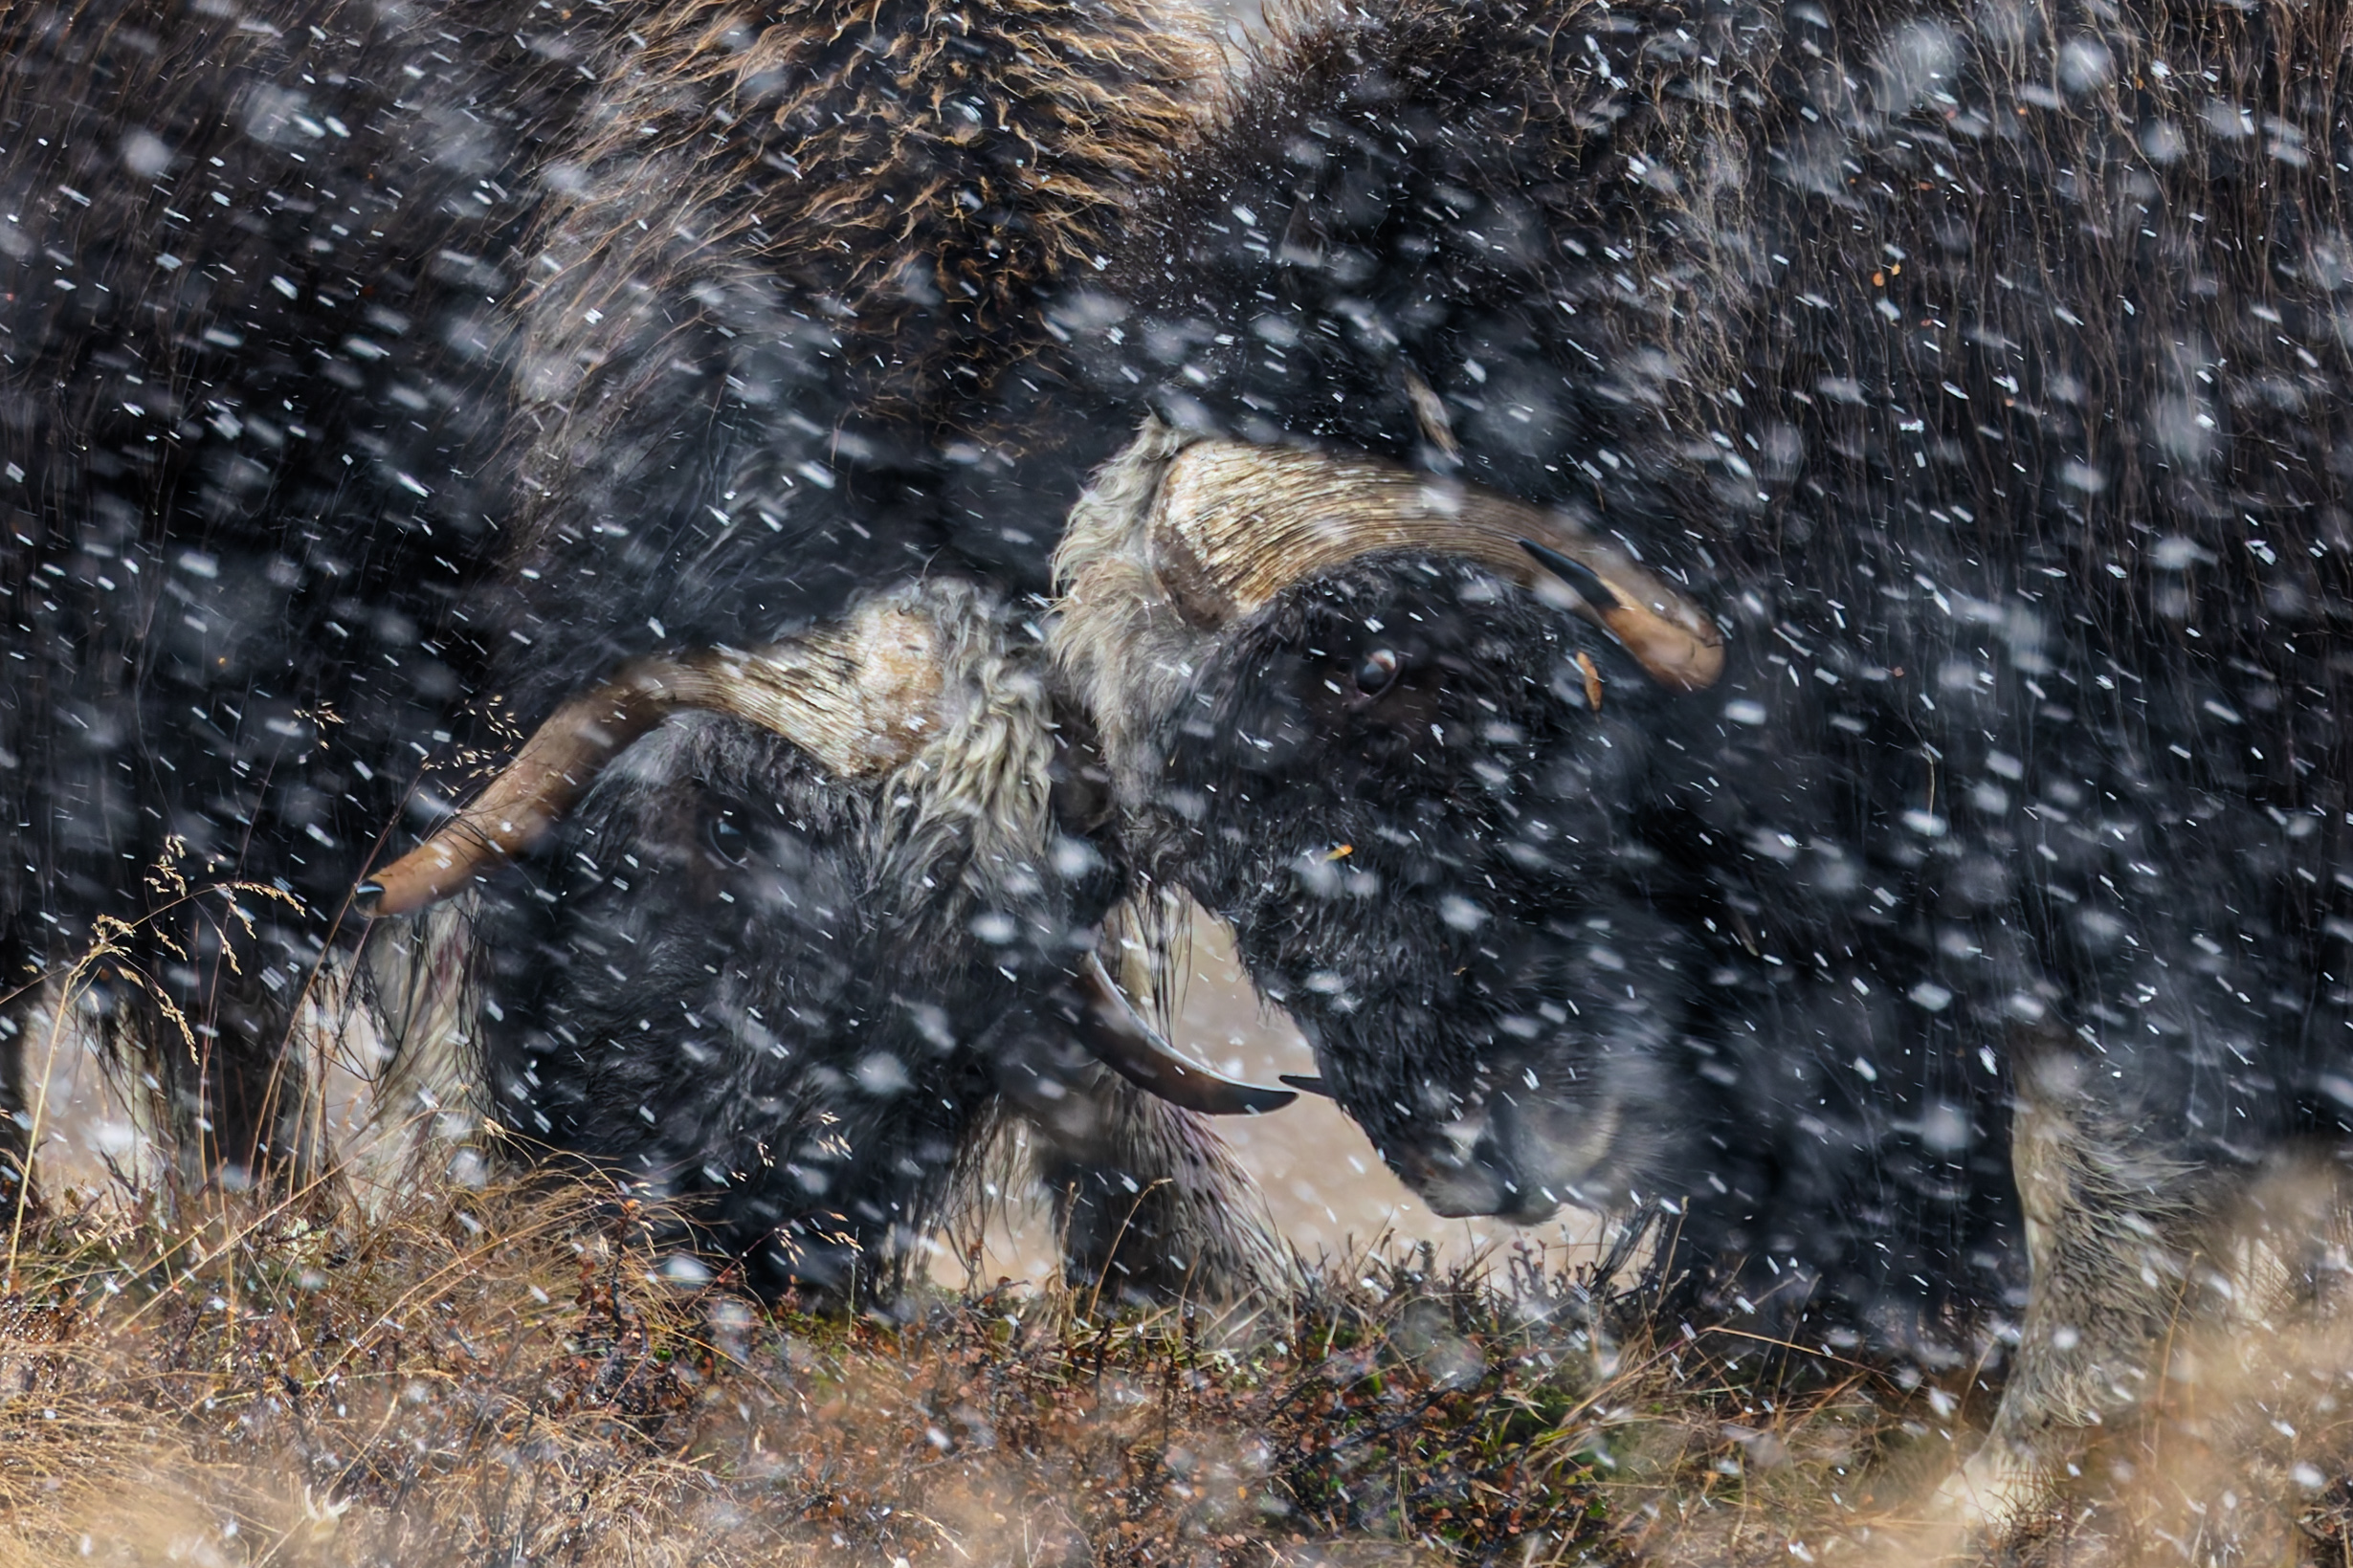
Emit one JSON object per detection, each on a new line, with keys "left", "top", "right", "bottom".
{"left": 1519, "top": 538, "right": 1609, "bottom": 597}
{"left": 1278, "top": 1073, "right": 1335, "bottom": 1098}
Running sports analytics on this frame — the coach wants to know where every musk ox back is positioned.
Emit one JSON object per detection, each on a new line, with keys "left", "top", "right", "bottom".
{"left": 1039, "top": 0, "right": 2353, "bottom": 1523}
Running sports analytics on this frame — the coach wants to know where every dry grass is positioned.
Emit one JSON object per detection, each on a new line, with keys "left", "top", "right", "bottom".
{"left": 1, "top": 1161, "right": 2352, "bottom": 1565}
{"left": 0, "top": 1163, "right": 1789, "bottom": 1567}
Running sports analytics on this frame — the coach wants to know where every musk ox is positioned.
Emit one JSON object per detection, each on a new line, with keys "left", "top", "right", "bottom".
{"left": 1038, "top": 0, "right": 2353, "bottom": 1521}
{"left": 367, "top": 571, "right": 1293, "bottom": 1298}
{"left": 0, "top": 0, "right": 606, "bottom": 1176}
{"left": 3, "top": 0, "right": 1290, "bottom": 1301}
{"left": 363, "top": 0, "right": 1299, "bottom": 1302}
{"left": 427, "top": 0, "right": 2353, "bottom": 1521}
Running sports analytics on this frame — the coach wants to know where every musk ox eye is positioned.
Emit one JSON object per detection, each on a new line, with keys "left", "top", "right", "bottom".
{"left": 1355, "top": 649, "right": 1401, "bottom": 696}
{"left": 707, "top": 810, "right": 750, "bottom": 865}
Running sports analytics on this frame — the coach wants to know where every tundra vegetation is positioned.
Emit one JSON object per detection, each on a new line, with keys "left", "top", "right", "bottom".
{"left": 0, "top": 1149, "right": 2345, "bottom": 1565}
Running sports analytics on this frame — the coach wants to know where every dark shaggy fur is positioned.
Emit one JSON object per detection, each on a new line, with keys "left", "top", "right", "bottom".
{"left": 0, "top": 0, "right": 613, "bottom": 1176}
{"left": 1049, "top": 0, "right": 2353, "bottom": 1498}
{"left": 492, "top": 0, "right": 1212, "bottom": 693}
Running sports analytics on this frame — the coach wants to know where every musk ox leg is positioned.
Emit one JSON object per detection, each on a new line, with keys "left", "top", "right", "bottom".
{"left": 351, "top": 903, "right": 481, "bottom": 1151}
{"left": 0, "top": 924, "right": 306, "bottom": 1197}
{"left": 1936, "top": 1045, "right": 2206, "bottom": 1533}
{"left": 0, "top": 938, "right": 40, "bottom": 1210}
{"left": 992, "top": 1007, "right": 1290, "bottom": 1306}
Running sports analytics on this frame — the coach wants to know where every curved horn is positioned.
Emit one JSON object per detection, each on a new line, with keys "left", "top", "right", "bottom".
{"left": 356, "top": 606, "right": 946, "bottom": 917}
{"left": 1075, "top": 952, "right": 1297, "bottom": 1115}
{"left": 1144, "top": 441, "right": 1724, "bottom": 692}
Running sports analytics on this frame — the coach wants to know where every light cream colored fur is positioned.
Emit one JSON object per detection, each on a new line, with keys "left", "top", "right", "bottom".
{"left": 1047, "top": 419, "right": 1214, "bottom": 803}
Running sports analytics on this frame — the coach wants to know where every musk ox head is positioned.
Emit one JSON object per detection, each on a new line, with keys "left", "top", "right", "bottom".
{"left": 356, "top": 575, "right": 1292, "bottom": 1292}
{"left": 1053, "top": 420, "right": 1724, "bottom": 1222}
{"left": 360, "top": 581, "right": 1063, "bottom": 1288}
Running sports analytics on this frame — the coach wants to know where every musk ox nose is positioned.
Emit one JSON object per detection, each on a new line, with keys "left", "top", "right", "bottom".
{"left": 1389, "top": 1111, "right": 1565, "bottom": 1224}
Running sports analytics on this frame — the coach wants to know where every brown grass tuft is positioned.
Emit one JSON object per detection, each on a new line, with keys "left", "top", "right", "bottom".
{"left": 0, "top": 1167, "right": 1749, "bottom": 1566}
{"left": 0, "top": 1148, "right": 2350, "bottom": 1564}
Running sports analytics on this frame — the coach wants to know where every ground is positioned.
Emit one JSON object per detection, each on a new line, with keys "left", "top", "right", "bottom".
{"left": 0, "top": 1164, "right": 2345, "bottom": 1568}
